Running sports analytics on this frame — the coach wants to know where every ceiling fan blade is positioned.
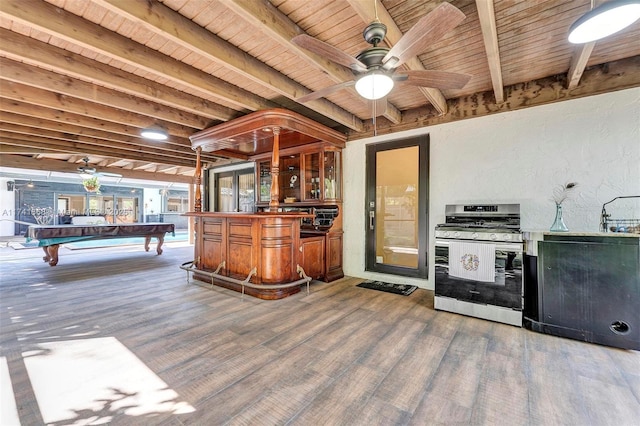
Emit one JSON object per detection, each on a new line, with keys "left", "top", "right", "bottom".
{"left": 97, "top": 172, "right": 123, "bottom": 178}
{"left": 292, "top": 34, "right": 367, "bottom": 72}
{"left": 383, "top": 2, "right": 466, "bottom": 70}
{"left": 395, "top": 70, "right": 472, "bottom": 90}
{"left": 297, "top": 80, "right": 355, "bottom": 103}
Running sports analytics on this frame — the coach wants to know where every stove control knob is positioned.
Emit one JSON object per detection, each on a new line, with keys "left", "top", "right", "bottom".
{"left": 490, "top": 233, "right": 497, "bottom": 240}
{"left": 503, "top": 234, "right": 511, "bottom": 240}
{"left": 443, "top": 231, "right": 450, "bottom": 238}
{"left": 471, "top": 232, "right": 479, "bottom": 239}
{"left": 453, "top": 232, "right": 460, "bottom": 238}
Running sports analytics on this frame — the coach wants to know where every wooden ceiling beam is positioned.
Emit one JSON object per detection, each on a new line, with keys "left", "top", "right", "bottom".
{"left": 0, "top": 133, "right": 199, "bottom": 167}
{"left": 97, "top": 0, "right": 364, "bottom": 132}
{"left": 0, "top": 113, "right": 221, "bottom": 164}
{"left": 0, "top": 154, "right": 194, "bottom": 184}
{"left": 0, "top": 28, "right": 237, "bottom": 123}
{"left": 0, "top": 0, "right": 273, "bottom": 112}
{"left": 0, "top": 58, "right": 209, "bottom": 129}
{"left": 475, "top": 0, "right": 504, "bottom": 103}
{"left": 220, "top": 0, "right": 392, "bottom": 125}
{"left": 0, "top": 81, "right": 196, "bottom": 139}
{"left": 567, "top": 43, "right": 595, "bottom": 89}
{"left": 0, "top": 110, "right": 193, "bottom": 150}
{"left": 0, "top": 99, "right": 180, "bottom": 141}
{"left": 346, "top": 0, "right": 448, "bottom": 115}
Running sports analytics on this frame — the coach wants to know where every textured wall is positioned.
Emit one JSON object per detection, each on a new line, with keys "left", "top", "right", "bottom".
{"left": 343, "top": 88, "right": 640, "bottom": 289}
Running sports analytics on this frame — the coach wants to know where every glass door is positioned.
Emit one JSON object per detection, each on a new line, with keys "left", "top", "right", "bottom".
{"left": 214, "top": 168, "right": 255, "bottom": 212}
{"left": 365, "top": 135, "right": 429, "bottom": 278}
{"left": 303, "top": 152, "right": 320, "bottom": 201}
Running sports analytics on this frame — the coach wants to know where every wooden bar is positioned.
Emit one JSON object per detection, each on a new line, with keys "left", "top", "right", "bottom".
{"left": 184, "top": 211, "right": 314, "bottom": 299}
{"left": 187, "top": 109, "right": 346, "bottom": 299}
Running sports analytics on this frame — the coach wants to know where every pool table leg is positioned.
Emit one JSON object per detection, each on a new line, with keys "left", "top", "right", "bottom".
{"left": 42, "top": 245, "right": 59, "bottom": 266}
{"left": 145, "top": 234, "right": 165, "bottom": 255}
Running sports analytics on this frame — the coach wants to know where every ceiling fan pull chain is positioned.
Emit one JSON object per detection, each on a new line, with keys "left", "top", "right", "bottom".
{"left": 373, "top": 100, "right": 377, "bottom": 137}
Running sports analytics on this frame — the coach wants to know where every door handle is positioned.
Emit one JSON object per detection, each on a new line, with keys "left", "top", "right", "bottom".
{"left": 369, "top": 211, "right": 375, "bottom": 230}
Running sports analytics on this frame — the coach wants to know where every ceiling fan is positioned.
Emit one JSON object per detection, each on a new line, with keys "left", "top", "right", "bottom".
{"left": 77, "top": 157, "right": 122, "bottom": 178}
{"left": 292, "top": 2, "right": 472, "bottom": 103}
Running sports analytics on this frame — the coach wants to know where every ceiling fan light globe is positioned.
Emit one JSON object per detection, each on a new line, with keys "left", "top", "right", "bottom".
{"left": 140, "top": 126, "right": 169, "bottom": 140}
{"left": 568, "top": 0, "right": 640, "bottom": 43}
{"left": 355, "top": 73, "right": 394, "bottom": 100}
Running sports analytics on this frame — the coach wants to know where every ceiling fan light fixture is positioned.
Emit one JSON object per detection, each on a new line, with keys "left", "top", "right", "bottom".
{"left": 140, "top": 125, "right": 169, "bottom": 141}
{"left": 355, "top": 72, "right": 394, "bottom": 100}
{"left": 568, "top": 0, "right": 640, "bottom": 43}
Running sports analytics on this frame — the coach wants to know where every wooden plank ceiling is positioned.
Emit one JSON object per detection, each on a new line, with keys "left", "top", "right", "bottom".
{"left": 0, "top": 0, "right": 639, "bottom": 182}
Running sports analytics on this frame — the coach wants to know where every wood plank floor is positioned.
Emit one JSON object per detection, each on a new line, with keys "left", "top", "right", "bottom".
{"left": 1, "top": 242, "right": 639, "bottom": 425}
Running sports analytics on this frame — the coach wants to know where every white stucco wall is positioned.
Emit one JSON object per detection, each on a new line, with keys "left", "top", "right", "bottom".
{"left": 343, "top": 87, "right": 640, "bottom": 289}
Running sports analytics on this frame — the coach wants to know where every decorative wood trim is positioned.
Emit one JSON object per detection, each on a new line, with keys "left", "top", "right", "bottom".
{"left": 190, "top": 108, "right": 347, "bottom": 153}
{"left": 269, "top": 127, "right": 281, "bottom": 212}
{"left": 194, "top": 147, "right": 202, "bottom": 212}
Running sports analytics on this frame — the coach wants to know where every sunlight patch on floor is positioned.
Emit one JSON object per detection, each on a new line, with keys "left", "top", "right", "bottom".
{"left": 23, "top": 336, "right": 195, "bottom": 424}
{"left": 1, "top": 356, "right": 20, "bottom": 426}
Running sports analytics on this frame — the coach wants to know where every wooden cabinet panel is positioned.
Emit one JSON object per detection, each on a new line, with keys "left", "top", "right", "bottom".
{"left": 228, "top": 221, "right": 253, "bottom": 238}
{"left": 202, "top": 236, "right": 224, "bottom": 271}
{"left": 301, "top": 236, "right": 324, "bottom": 280}
{"left": 326, "top": 231, "right": 344, "bottom": 281}
{"left": 227, "top": 239, "right": 256, "bottom": 278}
{"left": 203, "top": 221, "right": 222, "bottom": 234}
{"left": 261, "top": 242, "right": 295, "bottom": 283}
{"left": 262, "top": 222, "right": 294, "bottom": 239}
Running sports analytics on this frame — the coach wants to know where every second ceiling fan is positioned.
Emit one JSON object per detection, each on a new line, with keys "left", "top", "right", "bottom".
{"left": 292, "top": 2, "right": 471, "bottom": 103}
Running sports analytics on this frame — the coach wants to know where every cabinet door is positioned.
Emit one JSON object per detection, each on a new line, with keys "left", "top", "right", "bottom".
{"left": 325, "top": 231, "right": 344, "bottom": 281}
{"left": 258, "top": 160, "right": 271, "bottom": 203}
{"left": 539, "top": 241, "right": 589, "bottom": 330}
{"left": 303, "top": 152, "right": 321, "bottom": 201}
{"left": 324, "top": 150, "right": 341, "bottom": 200}
{"left": 540, "top": 240, "right": 640, "bottom": 344}
{"left": 301, "top": 236, "right": 325, "bottom": 279}
{"left": 280, "top": 154, "right": 300, "bottom": 202}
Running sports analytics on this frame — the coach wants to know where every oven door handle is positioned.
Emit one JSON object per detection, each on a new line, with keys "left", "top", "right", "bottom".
{"left": 434, "top": 239, "right": 523, "bottom": 253}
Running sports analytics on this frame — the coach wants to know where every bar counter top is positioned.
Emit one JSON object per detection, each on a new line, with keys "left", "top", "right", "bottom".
{"left": 183, "top": 211, "right": 314, "bottom": 219}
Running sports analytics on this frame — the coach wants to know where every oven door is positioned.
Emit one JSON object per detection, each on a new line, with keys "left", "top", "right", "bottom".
{"left": 434, "top": 239, "right": 523, "bottom": 310}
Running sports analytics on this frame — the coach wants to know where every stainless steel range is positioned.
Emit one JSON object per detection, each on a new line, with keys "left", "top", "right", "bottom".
{"left": 434, "top": 204, "right": 524, "bottom": 326}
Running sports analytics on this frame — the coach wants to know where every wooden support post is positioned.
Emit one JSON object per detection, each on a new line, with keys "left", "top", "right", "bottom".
{"left": 269, "top": 126, "right": 281, "bottom": 212}
{"left": 194, "top": 146, "right": 202, "bottom": 212}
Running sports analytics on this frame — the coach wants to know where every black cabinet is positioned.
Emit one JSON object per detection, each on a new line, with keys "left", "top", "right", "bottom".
{"left": 525, "top": 234, "right": 639, "bottom": 350}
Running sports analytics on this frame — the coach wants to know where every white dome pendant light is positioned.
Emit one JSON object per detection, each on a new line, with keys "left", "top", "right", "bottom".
{"left": 568, "top": 0, "right": 640, "bottom": 44}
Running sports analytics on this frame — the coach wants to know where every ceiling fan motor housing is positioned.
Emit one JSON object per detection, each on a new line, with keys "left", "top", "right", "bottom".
{"left": 356, "top": 47, "right": 390, "bottom": 69}
{"left": 363, "top": 21, "right": 387, "bottom": 45}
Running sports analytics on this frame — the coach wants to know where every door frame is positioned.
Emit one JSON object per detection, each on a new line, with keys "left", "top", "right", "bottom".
{"left": 365, "top": 134, "right": 429, "bottom": 278}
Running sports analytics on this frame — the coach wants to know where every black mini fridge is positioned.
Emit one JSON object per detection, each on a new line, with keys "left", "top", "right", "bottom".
{"left": 523, "top": 233, "right": 639, "bottom": 351}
